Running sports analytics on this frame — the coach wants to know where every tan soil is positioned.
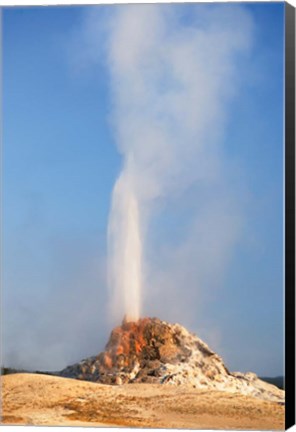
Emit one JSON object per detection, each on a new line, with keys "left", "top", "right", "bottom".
{"left": 1, "top": 373, "right": 284, "bottom": 430}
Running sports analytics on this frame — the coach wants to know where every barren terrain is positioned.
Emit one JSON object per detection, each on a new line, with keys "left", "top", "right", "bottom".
{"left": 1, "top": 373, "right": 284, "bottom": 429}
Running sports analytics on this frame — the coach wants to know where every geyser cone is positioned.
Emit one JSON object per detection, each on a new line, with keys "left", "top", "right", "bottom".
{"left": 59, "top": 317, "right": 284, "bottom": 403}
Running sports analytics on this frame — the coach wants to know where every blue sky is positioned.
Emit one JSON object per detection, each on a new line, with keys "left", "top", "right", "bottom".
{"left": 2, "top": 3, "right": 284, "bottom": 376}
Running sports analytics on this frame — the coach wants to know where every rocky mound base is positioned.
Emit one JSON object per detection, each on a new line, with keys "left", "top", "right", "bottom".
{"left": 59, "top": 317, "right": 284, "bottom": 403}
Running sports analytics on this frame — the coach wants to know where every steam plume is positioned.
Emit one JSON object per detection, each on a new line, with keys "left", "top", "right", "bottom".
{"left": 106, "top": 4, "right": 253, "bottom": 323}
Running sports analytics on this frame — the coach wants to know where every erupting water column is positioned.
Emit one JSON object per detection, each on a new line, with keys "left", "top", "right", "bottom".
{"left": 108, "top": 165, "right": 142, "bottom": 322}
{"left": 105, "top": 4, "right": 253, "bottom": 326}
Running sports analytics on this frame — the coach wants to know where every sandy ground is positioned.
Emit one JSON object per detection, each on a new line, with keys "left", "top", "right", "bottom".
{"left": 1, "top": 373, "right": 284, "bottom": 430}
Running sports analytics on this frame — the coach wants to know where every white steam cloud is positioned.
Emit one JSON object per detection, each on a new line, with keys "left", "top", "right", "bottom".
{"left": 103, "top": 4, "right": 253, "bottom": 324}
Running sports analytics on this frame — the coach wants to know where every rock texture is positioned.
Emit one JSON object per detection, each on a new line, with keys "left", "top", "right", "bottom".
{"left": 59, "top": 317, "right": 284, "bottom": 403}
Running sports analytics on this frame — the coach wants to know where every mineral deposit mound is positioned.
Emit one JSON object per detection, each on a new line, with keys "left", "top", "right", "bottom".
{"left": 59, "top": 317, "right": 284, "bottom": 403}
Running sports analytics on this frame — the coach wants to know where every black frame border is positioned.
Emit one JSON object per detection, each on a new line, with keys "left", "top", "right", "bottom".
{"left": 285, "top": 1, "right": 295, "bottom": 430}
